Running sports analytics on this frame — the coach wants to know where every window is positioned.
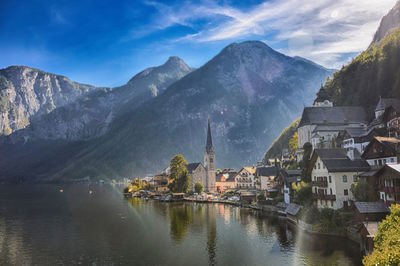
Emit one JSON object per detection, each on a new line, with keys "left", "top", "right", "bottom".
{"left": 314, "top": 164, "right": 317, "bottom": 169}
{"left": 391, "top": 158, "right": 395, "bottom": 163}
{"left": 353, "top": 175, "right": 357, "bottom": 182}
{"left": 323, "top": 164, "right": 325, "bottom": 169}
{"left": 329, "top": 176, "right": 331, "bottom": 183}
{"left": 331, "top": 201, "right": 333, "bottom": 207}
{"left": 383, "top": 159, "right": 387, "bottom": 164}
{"left": 343, "top": 175, "right": 347, "bottom": 182}
{"left": 330, "top": 188, "right": 332, "bottom": 195}
{"left": 344, "top": 189, "right": 348, "bottom": 196}
{"left": 374, "top": 160, "right": 378, "bottom": 165}
{"left": 210, "top": 158, "right": 213, "bottom": 163}
{"left": 318, "top": 163, "right": 320, "bottom": 169}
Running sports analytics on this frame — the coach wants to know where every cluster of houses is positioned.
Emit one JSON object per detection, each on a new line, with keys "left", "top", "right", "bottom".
{"left": 137, "top": 92, "right": 400, "bottom": 255}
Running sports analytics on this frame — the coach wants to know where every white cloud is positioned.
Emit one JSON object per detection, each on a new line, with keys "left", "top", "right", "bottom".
{"left": 143, "top": 0, "right": 397, "bottom": 68}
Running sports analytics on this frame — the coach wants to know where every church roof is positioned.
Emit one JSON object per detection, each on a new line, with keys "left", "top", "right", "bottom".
{"left": 206, "top": 117, "right": 213, "bottom": 153}
{"left": 375, "top": 98, "right": 400, "bottom": 112}
{"left": 299, "top": 107, "right": 367, "bottom": 127}
{"left": 186, "top": 163, "right": 203, "bottom": 173}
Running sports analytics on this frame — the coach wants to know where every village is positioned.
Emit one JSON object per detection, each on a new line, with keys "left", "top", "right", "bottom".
{"left": 124, "top": 90, "right": 400, "bottom": 258}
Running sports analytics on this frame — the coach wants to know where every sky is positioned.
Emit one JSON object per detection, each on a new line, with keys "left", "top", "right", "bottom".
{"left": 0, "top": 0, "right": 397, "bottom": 87}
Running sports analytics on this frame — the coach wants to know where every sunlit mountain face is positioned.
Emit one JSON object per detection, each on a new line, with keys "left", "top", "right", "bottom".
{"left": 0, "top": 0, "right": 398, "bottom": 181}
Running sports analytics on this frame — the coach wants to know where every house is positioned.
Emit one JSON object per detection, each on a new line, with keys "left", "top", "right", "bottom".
{"left": 235, "top": 167, "right": 257, "bottom": 189}
{"left": 354, "top": 201, "right": 390, "bottom": 222}
{"left": 298, "top": 105, "right": 368, "bottom": 150}
{"left": 361, "top": 137, "right": 400, "bottom": 169}
{"left": 256, "top": 166, "right": 279, "bottom": 192}
{"left": 340, "top": 127, "right": 386, "bottom": 154}
{"left": 375, "top": 164, "right": 400, "bottom": 206}
{"left": 239, "top": 190, "right": 257, "bottom": 203}
{"left": 359, "top": 222, "right": 380, "bottom": 256}
{"left": 276, "top": 169, "right": 302, "bottom": 204}
{"left": 310, "top": 149, "right": 370, "bottom": 210}
{"left": 216, "top": 170, "right": 237, "bottom": 193}
{"left": 187, "top": 162, "right": 207, "bottom": 191}
{"left": 153, "top": 173, "right": 170, "bottom": 192}
{"left": 369, "top": 98, "right": 400, "bottom": 131}
{"left": 285, "top": 203, "right": 302, "bottom": 224}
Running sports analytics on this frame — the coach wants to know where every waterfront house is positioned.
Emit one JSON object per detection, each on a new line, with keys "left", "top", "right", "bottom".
{"left": 340, "top": 127, "right": 386, "bottom": 154}
{"left": 375, "top": 164, "right": 400, "bottom": 205}
{"left": 239, "top": 190, "right": 257, "bottom": 203}
{"left": 153, "top": 174, "right": 170, "bottom": 192}
{"left": 187, "top": 162, "right": 207, "bottom": 191}
{"left": 361, "top": 136, "right": 400, "bottom": 169}
{"left": 285, "top": 203, "right": 302, "bottom": 224}
{"left": 310, "top": 149, "right": 370, "bottom": 210}
{"left": 354, "top": 201, "right": 389, "bottom": 222}
{"left": 276, "top": 169, "right": 302, "bottom": 204}
{"left": 216, "top": 169, "right": 237, "bottom": 192}
{"left": 359, "top": 222, "right": 380, "bottom": 256}
{"left": 256, "top": 166, "right": 279, "bottom": 192}
{"left": 235, "top": 167, "right": 257, "bottom": 189}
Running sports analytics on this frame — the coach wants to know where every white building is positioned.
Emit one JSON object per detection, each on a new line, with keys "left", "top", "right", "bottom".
{"left": 310, "top": 149, "right": 370, "bottom": 210}
{"left": 235, "top": 167, "right": 257, "bottom": 189}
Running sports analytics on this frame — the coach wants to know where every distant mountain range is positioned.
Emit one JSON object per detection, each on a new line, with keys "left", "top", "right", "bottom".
{"left": 0, "top": 41, "right": 333, "bottom": 182}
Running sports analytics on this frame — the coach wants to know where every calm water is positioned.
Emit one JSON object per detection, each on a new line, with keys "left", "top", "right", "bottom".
{"left": 0, "top": 184, "right": 361, "bottom": 265}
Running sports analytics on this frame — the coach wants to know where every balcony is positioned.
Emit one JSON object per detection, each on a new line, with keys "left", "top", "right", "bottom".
{"left": 311, "top": 180, "right": 328, "bottom": 187}
{"left": 313, "top": 193, "right": 336, "bottom": 201}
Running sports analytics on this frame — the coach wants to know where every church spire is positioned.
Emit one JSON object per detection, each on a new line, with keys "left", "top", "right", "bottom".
{"left": 206, "top": 117, "right": 213, "bottom": 153}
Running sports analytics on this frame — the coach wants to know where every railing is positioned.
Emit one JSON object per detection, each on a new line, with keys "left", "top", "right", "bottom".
{"left": 313, "top": 193, "right": 336, "bottom": 201}
{"left": 311, "top": 180, "right": 328, "bottom": 187}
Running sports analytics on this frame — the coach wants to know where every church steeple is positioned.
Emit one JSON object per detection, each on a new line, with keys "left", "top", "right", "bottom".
{"left": 204, "top": 117, "right": 216, "bottom": 192}
{"left": 206, "top": 117, "right": 213, "bottom": 153}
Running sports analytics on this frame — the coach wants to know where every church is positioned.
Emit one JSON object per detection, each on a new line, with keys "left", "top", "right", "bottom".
{"left": 186, "top": 118, "right": 216, "bottom": 193}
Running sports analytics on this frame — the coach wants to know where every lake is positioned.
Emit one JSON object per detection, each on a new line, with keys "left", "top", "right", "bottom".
{"left": 0, "top": 184, "right": 362, "bottom": 265}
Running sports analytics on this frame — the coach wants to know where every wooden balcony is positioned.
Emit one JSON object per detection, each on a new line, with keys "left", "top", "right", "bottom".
{"left": 311, "top": 180, "right": 328, "bottom": 187}
{"left": 313, "top": 193, "right": 336, "bottom": 201}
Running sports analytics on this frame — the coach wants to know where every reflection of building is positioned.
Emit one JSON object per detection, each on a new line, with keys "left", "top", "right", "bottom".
{"left": 310, "top": 149, "right": 370, "bottom": 210}
{"left": 206, "top": 204, "right": 217, "bottom": 265}
{"left": 204, "top": 118, "right": 216, "bottom": 192}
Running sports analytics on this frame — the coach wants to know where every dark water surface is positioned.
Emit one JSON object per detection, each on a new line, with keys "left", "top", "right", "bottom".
{"left": 0, "top": 184, "right": 361, "bottom": 265}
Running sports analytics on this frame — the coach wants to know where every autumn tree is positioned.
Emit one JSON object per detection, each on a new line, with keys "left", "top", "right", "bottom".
{"left": 289, "top": 132, "right": 299, "bottom": 151}
{"left": 363, "top": 204, "right": 400, "bottom": 265}
{"left": 168, "top": 154, "right": 192, "bottom": 193}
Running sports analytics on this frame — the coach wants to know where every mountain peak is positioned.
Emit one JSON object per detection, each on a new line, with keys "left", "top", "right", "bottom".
{"left": 371, "top": 0, "right": 400, "bottom": 44}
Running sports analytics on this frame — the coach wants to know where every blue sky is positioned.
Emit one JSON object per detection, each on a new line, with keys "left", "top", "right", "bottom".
{"left": 0, "top": 0, "right": 397, "bottom": 87}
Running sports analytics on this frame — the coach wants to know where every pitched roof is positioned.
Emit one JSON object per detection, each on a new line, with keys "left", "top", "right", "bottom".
{"left": 299, "top": 106, "right": 368, "bottom": 127}
{"left": 285, "top": 203, "right": 302, "bottom": 216}
{"left": 354, "top": 202, "right": 390, "bottom": 214}
{"left": 256, "top": 166, "right": 279, "bottom": 176}
{"left": 206, "top": 117, "right": 213, "bottom": 153}
{"left": 312, "top": 148, "right": 370, "bottom": 172}
{"left": 375, "top": 98, "right": 400, "bottom": 111}
{"left": 242, "top": 166, "right": 257, "bottom": 175}
{"left": 362, "top": 222, "right": 380, "bottom": 237}
{"left": 186, "top": 163, "right": 203, "bottom": 173}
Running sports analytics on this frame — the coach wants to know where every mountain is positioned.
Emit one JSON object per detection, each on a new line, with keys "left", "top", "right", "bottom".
{"left": 0, "top": 41, "right": 333, "bottom": 182}
{"left": 0, "top": 66, "right": 99, "bottom": 136}
{"left": 4, "top": 57, "right": 193, "bottom": 141}
{"left": 322, "top": 28, "right": 400, "bottom": 119}
{"left": 372, "top": 0, "right": 400, "bottom": 44}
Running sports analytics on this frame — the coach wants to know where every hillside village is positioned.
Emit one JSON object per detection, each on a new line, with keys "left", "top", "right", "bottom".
{"left": 126, "top": 91, "right": 400, "bottom": 258}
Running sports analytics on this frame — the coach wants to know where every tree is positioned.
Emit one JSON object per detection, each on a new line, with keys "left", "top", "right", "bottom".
{"left": 289, "top": 132, "right": 299, "bottom": 151}
{"left": 351, "top": 179, "right": 376, "bottom": 202}
{"left": 363, "top": 205, "right": 400, "bottom": 265}
{"left": 299, "top": 142, "right": 312, "bottom": 182}
{"left": 168, "top": 154, "right": 192, "bottom": 193}
{"left": 194, "top": 181, "right": 204, "bottom": 194}
{"left": 292, "top": 181, "right": 312, "bottom": 206}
